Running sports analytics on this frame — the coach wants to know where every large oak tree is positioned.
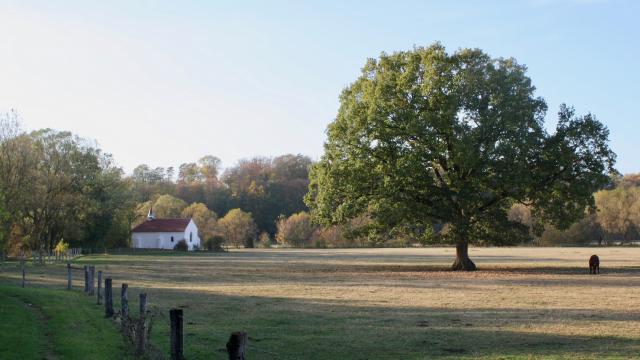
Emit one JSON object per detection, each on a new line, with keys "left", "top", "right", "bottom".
{"left": 305, "top": 44, "right": 616, "bottom": 270}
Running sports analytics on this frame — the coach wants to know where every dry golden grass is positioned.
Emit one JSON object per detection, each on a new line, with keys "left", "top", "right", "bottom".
{"left": 1, "top": 247, "right": 639, "bottom": 359}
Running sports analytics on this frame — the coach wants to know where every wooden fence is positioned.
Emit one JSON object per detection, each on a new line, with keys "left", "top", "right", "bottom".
{"left": 37, "top": 261, "right": 250, "bottom": 359}
{"left": 30, "top": 248, "right": 82, "bottom": 264}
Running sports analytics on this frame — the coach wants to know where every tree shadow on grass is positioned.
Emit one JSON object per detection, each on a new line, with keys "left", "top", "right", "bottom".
{"left": 304, "top": 263, "right": 640, "bottom": 274}
{"left": 143, "top": 288, "right": 640, "bottom": 359}
{"left": 484, "top": 266, "right": 640, "bottom": 275}
{"left": 403, "top": 327, "right": 640, "bottom": 359}
{"left": 21, "top": 257, "right": 639, "bottom": 293}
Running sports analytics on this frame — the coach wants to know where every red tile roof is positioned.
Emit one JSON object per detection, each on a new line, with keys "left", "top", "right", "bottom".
{"left": 131, "top": 218, "right": 191, "bottom": 233}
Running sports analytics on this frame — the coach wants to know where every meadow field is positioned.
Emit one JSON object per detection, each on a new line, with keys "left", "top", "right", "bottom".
{"left": 1, "top": 247, "right": 639, "bottom": 359}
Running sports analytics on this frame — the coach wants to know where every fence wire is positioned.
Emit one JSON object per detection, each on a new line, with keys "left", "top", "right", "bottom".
{"left": 16, "top": 257, "right": 292, "bottom": 360}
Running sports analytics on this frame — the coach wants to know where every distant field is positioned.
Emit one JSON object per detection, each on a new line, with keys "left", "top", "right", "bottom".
{"left": 1, "top": 247, "right": 639, "bottom": 359}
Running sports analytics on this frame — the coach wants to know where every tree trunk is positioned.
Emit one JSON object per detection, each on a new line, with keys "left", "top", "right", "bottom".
{"left": 451, "top": 241, "right": 476, "bottom": 271}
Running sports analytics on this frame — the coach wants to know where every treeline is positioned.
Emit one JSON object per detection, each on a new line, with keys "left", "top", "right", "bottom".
{"left": 532, "top": 174, "right": 640, "bottom": 245}
{"left": 1, "top": 113, "right": 639, "bottom": 254}
{"left": 0, "top": 113, "right": 312, "bottom": 253}
{"left": 0, "top": 112, "right": 133, "bottom": 253}
{"left": 272, "top": 175, "right": 640, "bottom": 248}
{"left": 130, "top": 153, "right": 311, "bottom": 235}
{"left": 128, "top": 151, "right": 311, "bottom": 249}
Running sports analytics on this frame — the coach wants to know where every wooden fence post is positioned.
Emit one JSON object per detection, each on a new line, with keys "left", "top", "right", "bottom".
{"left": 226, "top": 331, "right": 248, "bottom": 360}
{"left": 135, "top": 319, "right": 147, "bottom": 356}
{"left": 135, "top": 293, "right": 148, "bottom": 356}
{"left": 67, "top": 263, "right": 72, "bottom": 290}
{"left": 88, "top": 266, "right": 95, "bottom": 295}
{"left": 121, "top": 283, "right": 129, "bottom": 319}
{"left": 83, "top": 265, "right": 89, "bottom": 293}
{"left": 170, "top": 309, "right": 184, "bottom": 360}
{"left": 21, "top": 258, "right": 25, "bottom": 288}
{"left": 105, "top": 278, "right": 114, "bottom": 317}
{"left": 139, "top": 293, "right": 147, "bottom": 316}
{"left": 97, "top": 271, "right": 103, "bottom": 304}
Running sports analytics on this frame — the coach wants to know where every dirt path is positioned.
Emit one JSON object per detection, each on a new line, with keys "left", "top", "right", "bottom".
{"left": 16, "top": 297, "right": 58, "bottom": 360}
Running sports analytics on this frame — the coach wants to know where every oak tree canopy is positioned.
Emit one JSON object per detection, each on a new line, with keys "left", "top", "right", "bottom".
{"left": 305, "top": 44, "right": 616, "bottom": 270}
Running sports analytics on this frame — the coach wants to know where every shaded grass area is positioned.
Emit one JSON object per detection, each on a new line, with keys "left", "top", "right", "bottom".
{"left": 0, "top": 288, "right": 48, "bottom": 359}
{"left": 142, "top": 289, "right": 640, "bottom": 360}
{"left": 0, "top": 284, "right": 132, "bottom": 360}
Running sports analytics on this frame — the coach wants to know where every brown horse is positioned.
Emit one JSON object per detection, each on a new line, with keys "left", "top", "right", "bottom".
{"left": 589, "top": 255, "right": 600, "bottom": 274}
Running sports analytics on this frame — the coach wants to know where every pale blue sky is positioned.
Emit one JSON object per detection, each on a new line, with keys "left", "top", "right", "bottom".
{"left": 0, "top": 0, "right": 638, "bottom": 174}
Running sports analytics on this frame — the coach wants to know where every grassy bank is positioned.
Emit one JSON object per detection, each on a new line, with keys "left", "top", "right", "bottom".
{"left": 0, "top": 284, "right": 131, "bottom": 359}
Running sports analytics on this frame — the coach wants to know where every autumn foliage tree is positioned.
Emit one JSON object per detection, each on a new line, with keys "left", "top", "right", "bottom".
{"left": 223, "top": 155, "right": 312, "bottom": 234}
{"left": 594, "top": 185, "right": 640, "bottom": 242}
{"left": 306, "top": 44, "right": 616, "bottom": 270}
{"left": 275, "top": 212, "right": 316, "bottom": 247}
{"left": 134, "top": 194, "right": 188, "bottom": 225}
{"left": 0, "top": 113, "right": 134, "bottom": 252}
{"left": 181, "top": 202, "right": 218, "bottom": 248}
{"left": 217, "top": 208, "right": 257, "bottom": 248}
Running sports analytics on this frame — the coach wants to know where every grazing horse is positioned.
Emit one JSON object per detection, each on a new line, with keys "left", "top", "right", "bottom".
{"left": 589, "top": 255, "right": 600, "bottom": 274}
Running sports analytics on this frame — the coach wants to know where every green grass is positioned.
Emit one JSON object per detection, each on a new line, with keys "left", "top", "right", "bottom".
{"left": 0, "top": 284, "right": 132, "bottom": 360}
{"left": 0, "top": 287, "right": 47, "bottom": 359}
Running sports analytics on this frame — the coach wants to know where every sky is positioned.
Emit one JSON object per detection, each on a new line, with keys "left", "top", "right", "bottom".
{"left": 0, "top": 0, "right": 638, "bottom": 174}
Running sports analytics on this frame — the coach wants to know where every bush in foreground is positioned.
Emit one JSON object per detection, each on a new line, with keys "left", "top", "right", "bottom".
{"left": 174, "top": 239, "right": 188, "bottom": 251}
